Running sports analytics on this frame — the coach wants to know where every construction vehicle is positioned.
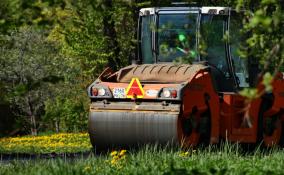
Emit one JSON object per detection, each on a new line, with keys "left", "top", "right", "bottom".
{"left": 87, "top": 6, "right": 284, "bottom": 149}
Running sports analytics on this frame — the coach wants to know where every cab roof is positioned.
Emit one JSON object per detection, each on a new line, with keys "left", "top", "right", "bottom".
{"left": 139, "top": 7, "right": 230, "bottom": 16}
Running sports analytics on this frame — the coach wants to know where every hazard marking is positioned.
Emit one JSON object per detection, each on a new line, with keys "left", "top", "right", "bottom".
{"left": 126, "top": 78, "right": 144, "bottom": 98}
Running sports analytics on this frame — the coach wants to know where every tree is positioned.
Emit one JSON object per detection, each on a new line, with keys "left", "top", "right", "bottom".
{"left": 0, "top": 27, "right": 66, "bottom": 135}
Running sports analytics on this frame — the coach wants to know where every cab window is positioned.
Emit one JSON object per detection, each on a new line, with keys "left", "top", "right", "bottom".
{"left": 141, "top": 15, "right": 154, "bottom": 64}
{"left": 200, "top": 15, "right": 230, "bottom": 77}
{"left": 157, "top": 13, "right": 198, "bottom": 63}
{"left": 229, "top": 12, "right": 249, "bottom": 88}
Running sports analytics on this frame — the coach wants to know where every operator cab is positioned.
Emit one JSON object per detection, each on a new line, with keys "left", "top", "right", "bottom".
{"left": 138, "top": 7, "right": 250, "bottom": 92}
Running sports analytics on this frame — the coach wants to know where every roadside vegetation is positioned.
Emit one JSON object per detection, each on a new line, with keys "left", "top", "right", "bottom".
{"left": 1, "top": 144, "right": 284, "bottom": 175}
{"left": 0, "top": 133, "right": 91, "bottom": 154}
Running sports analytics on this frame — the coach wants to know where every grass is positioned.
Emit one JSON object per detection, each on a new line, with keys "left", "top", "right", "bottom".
{"left": 1, "top": 143, "right": 284, "bottom": 175}
{"left": 0, "top": 133, "right": 92, "bottom": 154}
{"left": 1, "top": 133, "right": 284, "bottom": 174}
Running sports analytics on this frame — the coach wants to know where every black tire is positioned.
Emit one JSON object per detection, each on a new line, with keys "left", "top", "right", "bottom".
{"left": 257, "top": 95, "right": 273, "bottom": 146}
{"left": 257, "top": 94, "right": 284, "bottom": 147}
{"left": 279, "top": 121, "right": 284, "bottom": 147}
{"left": 198, "top": 110, "right": 211, "bottom": 146}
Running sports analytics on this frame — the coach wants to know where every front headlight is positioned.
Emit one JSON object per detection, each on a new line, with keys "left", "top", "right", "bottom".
{"left": 88, "top": 84, "right": 112, "bottom": 98}
{"left": 163, "top": 89, "right": 171, "bottom": 98}
{"left": 161, "top": 89, "right": 178, "bottom": 98}
{"left": 98, "top": 88, "right": 106, "bottom": 96}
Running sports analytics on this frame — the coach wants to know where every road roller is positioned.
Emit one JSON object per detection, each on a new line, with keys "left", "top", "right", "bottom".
{"left": 87, "top": 6, "right": 284, "bottom": 149}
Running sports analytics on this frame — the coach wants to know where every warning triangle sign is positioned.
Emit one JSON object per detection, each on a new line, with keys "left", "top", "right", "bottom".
{"left": 126, "top": 78, "right": 144, "bottom": 98}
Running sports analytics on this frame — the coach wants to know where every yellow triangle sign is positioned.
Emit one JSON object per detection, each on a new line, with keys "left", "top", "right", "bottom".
{"left": 126, "top": 78, "right": 144, "bottom": 98}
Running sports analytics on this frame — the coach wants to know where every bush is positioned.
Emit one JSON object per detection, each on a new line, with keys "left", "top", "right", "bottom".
{"left": 44, "top": 94, "right": 88, "bottom": 133}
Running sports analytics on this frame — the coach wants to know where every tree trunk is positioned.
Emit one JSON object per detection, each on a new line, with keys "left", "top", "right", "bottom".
{"left": 27, "top": 96, "right": 37, "bottom": 136}
{"left": 30, "top": 114, "right": 37, "bottom": 136}
{"left": 55, "top": 117, "right": 60, "bottom": 133}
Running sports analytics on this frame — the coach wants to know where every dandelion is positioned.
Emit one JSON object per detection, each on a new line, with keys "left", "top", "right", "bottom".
{"left": 109, "top": 149, "right": 127, "bottom": 167}
{"left": 110, "top": 150, "right": 118, "bottom": 157}
{"left": 112, "top": 155, "right": 119, "bottom": 160}
{"left": 0, "top": 133, "right": 91, "bottom": 154}
{"left": 179, "top": 151, "right": 190, "bottom": 157}
{"left": 119, "top": 149, "right": 127, "bottom": 156}
{"left": 111, "top": 159, "right": 117, "bottom": 165}
{"left": 83, "top": 166, "right": 91, "bottom": 172}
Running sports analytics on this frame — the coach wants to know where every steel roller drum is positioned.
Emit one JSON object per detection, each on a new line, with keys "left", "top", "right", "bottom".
{"left": 89, "top": 110, "right": 179, "bottom": 148}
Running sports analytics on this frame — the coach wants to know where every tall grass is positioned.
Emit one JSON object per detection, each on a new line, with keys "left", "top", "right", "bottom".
{"left": 1, "top": 143, "right": 284, "bottom": 175}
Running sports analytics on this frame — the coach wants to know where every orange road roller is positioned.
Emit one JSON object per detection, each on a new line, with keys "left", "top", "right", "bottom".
{"left": 87, "top": 6, "right": 284, "bottom": 149}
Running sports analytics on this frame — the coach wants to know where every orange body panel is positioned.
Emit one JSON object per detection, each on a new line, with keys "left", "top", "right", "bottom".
{"left": 220, "top": 94, "right": 261, "bottom": 143}
{"left": 218, "top": 73, "right": 284, "bottom": 145}
{"left": 180, "top": 72, "right": 284, "bottom": 146}
{"left": 179, "top": 70, "right": 220, "bottom": 146}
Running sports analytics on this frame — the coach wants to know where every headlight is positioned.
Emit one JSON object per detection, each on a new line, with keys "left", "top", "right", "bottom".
{"left": 98, "top": 88, "right": 106, "bottom": 96}
{"left": 162, "top": 89, "right": 178, "bottom": 98}
{"left": 163, "top": 89, "right": 171, "bottom": 98}
{"left": 88, "top": 84, "right": 112, "bottom": 98}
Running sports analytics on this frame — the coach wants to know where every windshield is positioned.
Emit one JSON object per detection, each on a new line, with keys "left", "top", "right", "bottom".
{"left": 141, "top": 15, "right": 154, "bottom": 64}
{"left": 157, "top": 13, "right": 198, "bottom": 62}
{"left": 229, "top": 12, "right": 249, "bottom": 87}
{"left": 200, "top": 15, "right": 230, "bottom": 77}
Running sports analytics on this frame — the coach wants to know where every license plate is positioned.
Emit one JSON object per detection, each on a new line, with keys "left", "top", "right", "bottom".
{"left": 113, "top": 88, "right": 126, "bottom": 98}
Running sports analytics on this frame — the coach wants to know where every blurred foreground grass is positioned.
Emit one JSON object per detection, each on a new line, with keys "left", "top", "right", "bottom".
{"left": 1, "top": 144, "right": 284, "bottom": 175}
{"left": 0, "top": 133, "right": 92, "bottom": 154}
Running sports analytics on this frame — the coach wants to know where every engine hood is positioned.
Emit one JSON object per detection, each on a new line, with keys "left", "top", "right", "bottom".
{"left": 116, "top": 63, "right": 209, "bottom": 83}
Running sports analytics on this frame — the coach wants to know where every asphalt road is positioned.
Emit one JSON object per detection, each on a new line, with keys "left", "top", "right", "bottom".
{"left": 0, "top": 151, "right": 93, "bottom": 162}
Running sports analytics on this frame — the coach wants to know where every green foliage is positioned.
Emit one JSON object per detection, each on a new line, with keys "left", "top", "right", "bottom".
{"left": 47, "top": 0, "right": 137, "bottom": 79}
{"left": 235, "top": 0, "right": 284, "bottom": 98}
{"left": 0, "top": 0, "right": 63, "bottom": 33}
{"left": 48, "top": 1, "right": 108, "bottom": 80}
{"left": 239, "top": 88, "right": 258, "bottom": 99}
{"left": 0, "top": 27, "right": 70, "bottom": 134}
{"left": 262, "top": 72, "right": 273, "bottom": 92}
{"left": 238, "top": 0, "right": 284, "bottom": 72}
{"left": 240, "top": 72, "right": 274, "bottom": 99}
{"left": 44, "top": 94, "right": 88, "bottom": 132}
{"left": 1, "top": 145, "right": 284, "bottom": 174}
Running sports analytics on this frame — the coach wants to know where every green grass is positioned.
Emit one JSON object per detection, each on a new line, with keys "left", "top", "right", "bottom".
{"left": 1, "top": 144, "right": 284, "bottom": 175}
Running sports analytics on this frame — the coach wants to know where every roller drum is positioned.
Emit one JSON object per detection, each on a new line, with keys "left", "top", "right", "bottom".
{"left": 89, "top": 110, "right": 179, "bottom": 148}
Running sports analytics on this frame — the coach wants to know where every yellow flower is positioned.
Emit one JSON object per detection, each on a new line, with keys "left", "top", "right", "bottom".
{"left": 119, "top": 150, "right": 127, "bottom": 156}
{"left": 0, "top": 133, "right": 91, "bottom": 154}
{"left": 112, "top": 155, "right": 119, "bottom": 160}
{"left": 110, "top": 151, "right": 118, "bottom": 157}
{"left": 111, "top": 159, "right": 117, "bottom": 165}
{"left": 83, "top": 166, "right": 91, "bottom": 172}
{"left": 179, "top": 151, "right": 190, "bottom": 157}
